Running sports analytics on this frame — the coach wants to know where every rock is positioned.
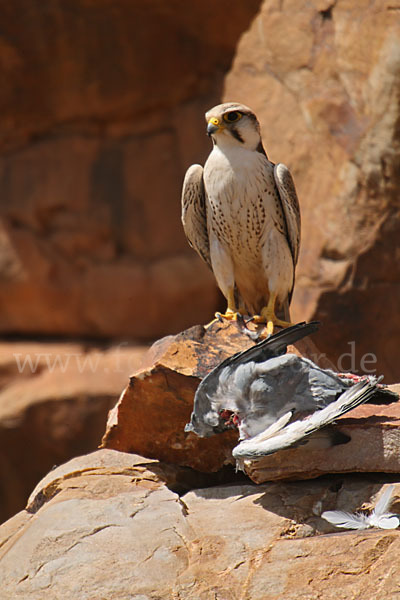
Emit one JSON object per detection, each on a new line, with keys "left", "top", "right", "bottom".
{"left": 0, "top": 0, "right": 261, "bottom": 340}
{"left": 1, "top": 449, "right": 400, "bottom": 599}
{"left": 0, "top": 450, "right": 193, "bottom": 600}
{"left": 0, "top": 341, "right": 147, "bottom": 523}
{"left": 224, "top": 0, "right": 400, "bottom": 382}
{"left": 101, "top": 322, "right": 252, "bottom": 472}
{"left": 24, "top": 449, "right": 190, "bottom": 513}
{"left": 101, "top": 321, "right": 400, "bottom": 482}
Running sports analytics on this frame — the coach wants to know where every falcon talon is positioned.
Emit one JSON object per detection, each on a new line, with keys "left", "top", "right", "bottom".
{"left": 244, "top": 316, "right": 256, "bottom": 325}
{"left": 235, "top": 313, "right": 262, "bottom": 341}
{"left": 244, "top": 329, "right": 262, "bottom": 342}
{"left": 213, "top": 310, "right": 241, "bottom": 323}
{"left": 235, "top": 314, "right": 247, "bottom": 332}
{"left": 235, "top": 313, "right": 246, "bottom": 327}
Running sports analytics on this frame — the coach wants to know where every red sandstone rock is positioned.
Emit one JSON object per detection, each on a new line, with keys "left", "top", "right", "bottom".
{"left": 1, "top": 450, "right": 400, "bottom": 599}
{"left": 101, "top": 322, "right": 250, "bottom": 472}
{"left": 0, "top": 0, "right": 260, "bottom": 339}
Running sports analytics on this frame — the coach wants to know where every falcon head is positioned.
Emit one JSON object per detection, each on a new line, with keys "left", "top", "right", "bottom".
{"left": 205, "top": 102, "right": 264, "bottom": 152}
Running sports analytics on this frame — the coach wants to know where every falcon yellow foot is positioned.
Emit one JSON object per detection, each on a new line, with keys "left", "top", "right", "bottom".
{"left": 205, "top": 288, "right": 242, "bottom": 327}
{"left": 213, "top": 288, "right": 240, "bottom": 321}
{"left": 256, "top": 314, "right": 292, "bottom": 336}
{"left": 252, "top": 292, "right": 293, "bottom": 335}
{"left": 215, "top": 308, "right": 240, "bottom": 321}
{"left": 205, "top": 309, "right": 240, "bottom": 329}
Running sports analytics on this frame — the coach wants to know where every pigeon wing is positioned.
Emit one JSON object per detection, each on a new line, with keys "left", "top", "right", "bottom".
{"left": 232, "top": 379, "right": 378, "bottom": 459}
{"left": 198, "top": 321, "right": 319, "bottom": 398}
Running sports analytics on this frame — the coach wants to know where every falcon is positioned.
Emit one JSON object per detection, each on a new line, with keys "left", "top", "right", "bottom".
{"left": 181, "top": 102, "right": 301, "bottom": 334}
{"left": 185, "top": 322, "right": 397, "bottom": 462}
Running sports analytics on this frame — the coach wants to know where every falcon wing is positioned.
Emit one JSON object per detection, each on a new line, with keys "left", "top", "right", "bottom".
{"left": 274, "top": 163, "right": 301, "bottom": 266}
{"left": 181, "top": 164, "right": 211, "bottom": 269}
{"left": 232, "top": 379, "right": 378, "bottom": 459}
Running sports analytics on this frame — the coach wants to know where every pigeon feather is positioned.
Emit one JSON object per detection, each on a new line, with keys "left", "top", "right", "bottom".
{"left": 372, "top": 484, "right": 395, "bottom": 517}
{"left": 321, "top": 511, "right": 370, "bottom": 530}
{"left": 322, "top": 485, "right": 400, "bottom": 530}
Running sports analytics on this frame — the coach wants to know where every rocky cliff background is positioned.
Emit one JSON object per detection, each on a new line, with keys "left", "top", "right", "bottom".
{"left": 0, "top": 0, "right": 399, "bottom": 525}
{"left": 1, "top": 0, "right": 399, "bottom": 373}
{"left": 0, "top": 0, "right": 260, "bottom": 339}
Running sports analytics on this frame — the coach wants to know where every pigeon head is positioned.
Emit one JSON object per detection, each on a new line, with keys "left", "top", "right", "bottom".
{"left": 184, "top": 370, "right": 240, "bottom": 438}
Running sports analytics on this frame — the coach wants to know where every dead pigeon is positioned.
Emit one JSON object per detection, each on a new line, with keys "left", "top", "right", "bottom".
{"left": 185, "top": 322, "right": 397, "bottom": 461}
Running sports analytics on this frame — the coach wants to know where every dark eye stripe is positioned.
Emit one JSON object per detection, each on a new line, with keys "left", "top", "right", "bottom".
{"left": 230, "top": 129, "right": 244, "bottom": 143}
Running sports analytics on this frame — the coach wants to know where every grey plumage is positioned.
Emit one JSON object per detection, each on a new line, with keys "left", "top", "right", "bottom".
{"left": 232, "top": 378, "right": 377, "bottom": 460}
{"left": 185, "top": 322, "right": 397, "bottom": 460}
{"left": 185, "top": 321, "right": 319, "bottom": 438}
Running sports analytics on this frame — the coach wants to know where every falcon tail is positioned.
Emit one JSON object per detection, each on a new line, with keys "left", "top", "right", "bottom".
{"left": 232, "top": 378, "right": 380, "bottom": 460}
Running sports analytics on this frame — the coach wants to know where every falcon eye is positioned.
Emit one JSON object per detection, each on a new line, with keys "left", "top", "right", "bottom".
{"left": 223, "top": 111, "right": 242, "bottom": 123}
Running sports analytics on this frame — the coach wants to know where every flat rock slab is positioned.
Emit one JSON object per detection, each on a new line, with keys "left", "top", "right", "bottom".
{"left": 101, "top": 321, "right": 400, "bottom": 481}
{"left": 101, "top": 321, "right": 253, "bottom": 471}
{"left": 246, "top": 392, "right": 400, "bottom": 482}
{"left": 1, "top": 449, "right": 400, "bottom": 599}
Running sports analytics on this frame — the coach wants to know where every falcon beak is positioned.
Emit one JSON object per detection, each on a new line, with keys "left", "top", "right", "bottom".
{"left": 207, "top": 117, "right": 223, "bottom": 136}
